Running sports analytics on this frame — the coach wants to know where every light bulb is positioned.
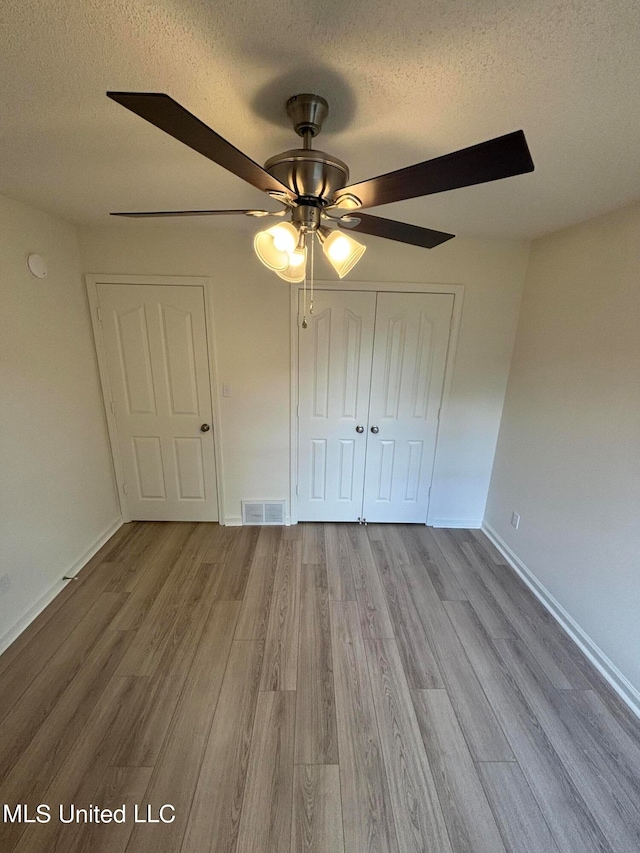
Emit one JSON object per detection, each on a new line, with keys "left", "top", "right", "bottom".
{"left": 254, "top": 222, "right": 299, "bottom": 272}
{"left": 319, "top": 228, "right": 367, "bottom": 278}
{"left": 276, "top": 245, "right": 307, "bottom": 282}
{"left": 271, "top": 225, "right": 297, "bottom": 254}
{"left": 327, "top": 235, "right": 351, "bottom": 262}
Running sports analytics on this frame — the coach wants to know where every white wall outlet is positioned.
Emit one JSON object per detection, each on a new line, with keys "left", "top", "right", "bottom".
{"left": 0, "top": 573, "right": 11, "bottom": 595}
{"left": 222, "top": 383, "right": 233, "bottom": 397}
{"left": 511, "top": 511, "right": 521, "bottom": 530}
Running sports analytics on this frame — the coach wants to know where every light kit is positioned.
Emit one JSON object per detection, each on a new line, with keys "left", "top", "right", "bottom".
{"left": 253, "top": 215, "right": 366, "bottom": 281}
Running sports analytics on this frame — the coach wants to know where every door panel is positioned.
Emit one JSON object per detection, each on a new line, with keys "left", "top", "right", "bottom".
{"left": 158, "top": 302, "right": 200, "bottom": 415}
{"left": 338, "top": 439, "right": 356, "bottom": 500}
{"left": 132, "top": 436, "right": 166, "bottom": 498}
{"left": 362, "top": 292, "right": 453, "bottom": 523}
{"left": 98, "top": 283, "right": 218, "bottom": 521}
{"left": 116, "top": 305, "right": 156, "bottom": 413}
{"left": 173, "top": 437, "right": 206, "bottom": 499}
{"left": 297, "top": 291, "right": 376, "bottom": 521}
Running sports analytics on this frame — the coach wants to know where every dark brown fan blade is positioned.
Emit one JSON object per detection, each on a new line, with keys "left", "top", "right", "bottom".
{"left": 339, "top": 213, "right": 454, "bottom": 249}
{"left": 107, "top": 92, "right": 296, "bottom": 200}
{"left": 335, "top": 130, "right": 534, "bottom": 209}
{"left": 110, "top": 209, "right": 276, "bottom": 218}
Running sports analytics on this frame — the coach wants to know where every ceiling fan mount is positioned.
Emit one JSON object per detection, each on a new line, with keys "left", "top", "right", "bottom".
{"left": 285, "top": 93, "right": 329, "bottom": 139}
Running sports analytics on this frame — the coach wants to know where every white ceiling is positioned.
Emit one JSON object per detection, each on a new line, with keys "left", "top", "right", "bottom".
{"left": 2, "top": 0, "right": 640, "bottom": 239}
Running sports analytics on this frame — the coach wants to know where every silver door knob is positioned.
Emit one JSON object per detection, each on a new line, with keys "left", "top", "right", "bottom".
{"left": 355, "top": 425, "right": 364, "bottom": 433}
{"left": 200, "top": 423, "right": 211, "bottom": 432}
{"left": 370, "top": 425, "right": 379, "bottom": 434}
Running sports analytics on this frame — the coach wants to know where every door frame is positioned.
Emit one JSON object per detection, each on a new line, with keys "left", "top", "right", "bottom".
{"left": 289, "top": 280, "right": 464, "bottom": 525}
{"left": 86, "top": 273, "right": 225, "bottom": 523}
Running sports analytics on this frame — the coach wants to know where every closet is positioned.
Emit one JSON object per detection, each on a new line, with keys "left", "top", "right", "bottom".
{"left": 297, "top": 289, "right": 453, "bottom": 522}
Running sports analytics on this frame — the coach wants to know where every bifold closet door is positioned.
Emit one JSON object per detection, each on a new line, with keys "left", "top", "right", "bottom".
{"left": 362, "top": 292, "right": 454, "bottom": 523}
{"left": 97, "top": 283, "right": 218, "bottom": 521}
{"left": 297, "top": 290, "right": 376, "bottom": 521}
{"left": 297, "top": 289, "right": 453, "bottom": 523}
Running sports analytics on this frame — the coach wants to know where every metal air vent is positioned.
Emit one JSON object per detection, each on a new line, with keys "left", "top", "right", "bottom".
{"left": 241, "top": 501, "right": 286, "bottom": 525}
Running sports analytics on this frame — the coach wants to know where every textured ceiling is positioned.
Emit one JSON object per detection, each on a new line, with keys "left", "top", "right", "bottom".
{"left": 2, "top": 0, "right": 640, "bottom": 238}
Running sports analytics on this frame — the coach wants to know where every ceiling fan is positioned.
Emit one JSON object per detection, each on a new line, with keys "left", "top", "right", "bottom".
{"left": 107, "top": 91, "right": 534, "bottom": 280}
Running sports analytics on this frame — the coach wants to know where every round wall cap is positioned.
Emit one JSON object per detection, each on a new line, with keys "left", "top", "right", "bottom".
{"left": 27, "top": 253, "right": 48, "bottom": 279}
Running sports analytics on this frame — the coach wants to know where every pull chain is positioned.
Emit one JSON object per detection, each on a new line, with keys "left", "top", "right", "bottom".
{"left": 309, "top": 233, "right": 315, "bottom": 316}
{"left": 301, "top": 230, "right": 308, "bottom": 329}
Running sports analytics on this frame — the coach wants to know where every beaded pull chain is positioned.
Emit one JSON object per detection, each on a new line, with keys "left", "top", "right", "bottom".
{"left": 301, "top": 232, "right": 308, "bottom": 329}
{"left": 302, "top": 231, "right": 315, "bottom": 329}
{"left": 309, "top": 234, "right": 315, "bottom": 317}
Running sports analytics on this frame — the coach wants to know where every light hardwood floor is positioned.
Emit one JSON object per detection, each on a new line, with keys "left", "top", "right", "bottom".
{"left": 1, "top": 522, "right": 639, "bottom": 852}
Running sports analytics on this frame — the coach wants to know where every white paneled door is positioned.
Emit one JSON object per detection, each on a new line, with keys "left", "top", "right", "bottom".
{"left": 97, "top": 283, "right": 218, "bottom": 521}
{"left": 297, "top": 290, "right": 377, "bottom": 522}
{"left": 297, "top": 290, "right": 453, "bottom": 523}
{"left": 363, "top": 292, "right": 453, "bottom": 522}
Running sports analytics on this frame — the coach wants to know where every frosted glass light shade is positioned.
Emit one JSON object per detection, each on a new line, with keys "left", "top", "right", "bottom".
{"left": 276, "top": 246, "right": 307, "bottom": 282}
{"left": 321, "top": 229, "right": 366, "bottom": 278}
{"left": 254, "top": 222, "right": 299, "bottom": 271}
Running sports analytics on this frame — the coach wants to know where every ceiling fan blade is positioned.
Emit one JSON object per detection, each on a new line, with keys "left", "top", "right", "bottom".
{"left": 339, "top": 212, "right": 454, "bottom": 249}
{"left": 110, "top": 208, "right": 282, "bottom": 218}
{"left": 336, "top": 130, "right": 534, "bottom": 209}
{"left": 107, "top": 92, "right": 296, "bottom": 201}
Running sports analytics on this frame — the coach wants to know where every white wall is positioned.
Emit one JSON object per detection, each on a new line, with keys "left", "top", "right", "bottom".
{"left": 0, "top": 195, "right": 121, "bottom": 646}
{"left": 79, "top": 223, "right": 529, "bottom": 526}
{"left": 485, "top": 202, "right": 640, "bottom": 700}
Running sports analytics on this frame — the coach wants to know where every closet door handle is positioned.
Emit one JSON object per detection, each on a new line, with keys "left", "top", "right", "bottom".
{"left": 370, "top": 425, "right": 379, "bottom": 434}
{"left": 355, "top": 425, "right": 365, "bottom": 433}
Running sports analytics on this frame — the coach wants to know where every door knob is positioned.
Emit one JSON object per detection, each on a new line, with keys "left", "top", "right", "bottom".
{"left": 370, "top": 425, "right": 379, "bottom": 434}
{"left": 200, "top": 423, "right": 211, "bottom": 432}
{"left": 355, "top": 425, "right": 364, "bottom": 433}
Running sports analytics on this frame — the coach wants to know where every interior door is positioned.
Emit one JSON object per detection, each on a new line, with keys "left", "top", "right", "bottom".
{"left": 362, "top": 292, "right": 453, "bottom": 522}
{"left": 297, "top": 290, "right": 376, "bottom": 521}
{"left": 297, "top": 289, "right": 453, "bottom": 523}
{"left": 97, "top": 283, "right": 218, "bottom": 521}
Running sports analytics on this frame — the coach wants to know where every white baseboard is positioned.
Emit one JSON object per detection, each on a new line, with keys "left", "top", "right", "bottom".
{"left": 63, "top": 517, "right": 124, "bottom": 579}
{"left": 0, "top": 517, "right": 123, "bottom": 657}
{"left": 429, "top": 517, "right": 483, "bottom": 529}
{"left": 482, "top": 522, "right": 640, "bottom": 720}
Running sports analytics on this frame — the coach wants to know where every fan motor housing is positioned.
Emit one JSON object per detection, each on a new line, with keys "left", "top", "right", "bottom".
{"left": 264, "top": 149, "right": 349, "bottom": 204}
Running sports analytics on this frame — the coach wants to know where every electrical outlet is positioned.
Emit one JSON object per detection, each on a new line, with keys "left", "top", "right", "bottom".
{"left": 511, "top": 512, "right": 521, "bottom": 530}
{"left": 222, "top": 383, "right": 233, "bottom": 397}
{"left": 0, "top": 573, "right": 11, "bottom": 596}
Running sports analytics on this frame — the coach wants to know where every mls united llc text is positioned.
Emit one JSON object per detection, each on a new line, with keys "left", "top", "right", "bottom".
{"left": 3, "top": 803, "right": 176, "bottom": 824}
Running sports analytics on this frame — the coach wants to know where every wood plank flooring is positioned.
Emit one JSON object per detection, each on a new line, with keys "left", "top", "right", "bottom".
{"left": 1, "top": 523, "right": 639, "bottom": 853}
